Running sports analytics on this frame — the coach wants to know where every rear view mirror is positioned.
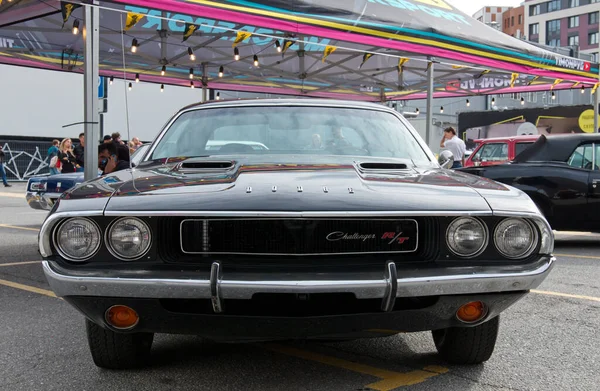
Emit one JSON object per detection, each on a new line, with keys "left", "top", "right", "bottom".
{"left": 438, "top": 150, "right": 454, "bottom": 169}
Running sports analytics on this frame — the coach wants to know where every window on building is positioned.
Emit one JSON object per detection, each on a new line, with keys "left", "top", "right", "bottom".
{"left": 569, "top": 0, "right": 579, "bottom": 7}
{"left": 547, "top": 0, "right": 561, "bottom": 12}
{"left": 590, "top": 32, "right": 599, "bottom": 45}
{"left": 568, "top": 35, "right": 579, "bottom": 46}
{"left": 546, "top": 19, "right": 561, "bottom": 34}
{"left": 518, "top": 14, "right": 522, "bottom": 25}
{"left": 511, "top": 16, "right": 514, "bottom": 26}
{"left": 547, "top": 38, "right": 560, "bottom": 46}
{"left": 590, "top": 12, "right": 599, "bottom": 25}
{"left": 530, "top": 5, "right": 541, "bottom": 16}
{"left": 591, "top": 0, "right": 599, "bottom": 3}
{"left": 568, "top": 16, "right": 579, "bottom": 28}
{"left": 529, "top": 23, "right": 539, "bottom": 35}
{"left": 591, "top": 53, "right": 599, "bottom": 63}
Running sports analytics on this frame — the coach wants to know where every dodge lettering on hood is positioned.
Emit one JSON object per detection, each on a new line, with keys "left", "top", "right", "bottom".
{"left": 39, "top": 99, "right": 555, "bottom": 369}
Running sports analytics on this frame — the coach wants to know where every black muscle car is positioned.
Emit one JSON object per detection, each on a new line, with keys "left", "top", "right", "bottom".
{"left": 459, "top": 133, "right": 600, "bottom": 232}
{"left": 39, "top": 99, "right": 555, "bottom": 369}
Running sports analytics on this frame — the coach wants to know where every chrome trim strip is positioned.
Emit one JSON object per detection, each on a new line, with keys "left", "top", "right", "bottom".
{"left": 39, "top": 211, "right": 105, "bottom": 258}
{"left": 178, "top": 218, "right": 419, "bottom": 256}
{"left": 42, "top": 256, "right": 555, "bottom": 300}
{"left": 105, "top": 210, "right": 499, "bottom": 217}
{"left": 381, "top": 261, "right": 397, "bottom": 312}
{"left": 26, "top": 192, "right": 63, "bottom": 211}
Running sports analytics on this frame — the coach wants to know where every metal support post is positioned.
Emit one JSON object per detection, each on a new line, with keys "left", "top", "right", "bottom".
{"left": 595, "top": 86, "right": 599, "bottom": 133}
{"left": 425, "top": 58, "right": 434, "bottom": 145}
{"left": 83, "top": 2, "right": 99, "bottom": 181}
{"left": 202, "top": 63, "right": 208, "bottom": 102}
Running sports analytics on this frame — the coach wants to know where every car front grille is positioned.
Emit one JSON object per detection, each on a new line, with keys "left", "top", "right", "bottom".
{"left": 158, "top": 216, "right": 440, "bottom": 267}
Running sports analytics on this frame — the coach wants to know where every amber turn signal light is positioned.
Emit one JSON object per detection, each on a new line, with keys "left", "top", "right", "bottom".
{"left": 456, "top": 301, "right": 487, "bottom": 323}
{"left": 105, "top": 305, "right": 139, "bottom": 330}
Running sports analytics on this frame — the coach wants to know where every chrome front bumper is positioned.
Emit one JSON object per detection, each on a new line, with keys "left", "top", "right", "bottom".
{"left": 26, "top": 192, "right": 61, "bottom": 211}
{"left": 43, "top": 256, "right": 554, "bottom": 313}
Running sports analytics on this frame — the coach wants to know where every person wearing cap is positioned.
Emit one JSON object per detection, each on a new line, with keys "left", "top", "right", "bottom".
{"left": 103, "top": 135, "right": 112, "bottom": 143}
{"left": 439, "top": 127, "right": 466, "bottom": 169}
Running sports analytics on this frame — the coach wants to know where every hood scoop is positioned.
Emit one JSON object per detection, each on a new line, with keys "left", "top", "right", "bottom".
{"left": 356, "top": 161, "right": 410, "bottom": 174}
{"left": 173, "top": 160, "right": 236, "bottom": 173}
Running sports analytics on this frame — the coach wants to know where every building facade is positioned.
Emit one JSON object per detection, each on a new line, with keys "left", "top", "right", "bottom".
{"left": 473, "top": 6, "right": 513, "bottom": 30}
{"left": 523, "top": 0, "right": 600, "bottom": 62}
{"left": 503, "top": 6, "right": 526, "bottom": 38}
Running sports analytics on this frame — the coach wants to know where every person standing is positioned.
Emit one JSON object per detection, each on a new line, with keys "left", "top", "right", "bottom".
{"left": 47, "top": 139, "right": 60, "bottom": 175}
{"left": 73, "top": 132, "right": 85, "bottom": 172}
{"left": 58, "top": 138, "right": 78, "bottom": 173}
{"left": 440, "top": 127, "right": 466, "bottom": 169}
{"left": 0, "top": 147, "right": 11, "bottom": 187}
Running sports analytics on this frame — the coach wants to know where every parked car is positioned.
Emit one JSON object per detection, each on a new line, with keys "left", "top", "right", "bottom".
{"left": 464, "top": 135, "right": 539, "bottom": 167}
{"left": 39, "top": 99, "right": 554, "bottom": 369}
{"left": 459, "top": 133, "right": 600, "bottom": 232}
{"left": 26, "top": 143, "right": 149, "bottom": 210}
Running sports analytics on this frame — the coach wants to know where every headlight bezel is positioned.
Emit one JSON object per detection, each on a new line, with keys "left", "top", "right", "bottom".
{"left": 105, "top": 217, "right": 153, "bottom": 261}
{"left": 493, "top": 217, "right": 539, "bottom": 260}
{"left": 52, "top": 217, "right": 102, "bottom": 262}
{"left": 445, "top": 216, "right": 489, "bottom": 258}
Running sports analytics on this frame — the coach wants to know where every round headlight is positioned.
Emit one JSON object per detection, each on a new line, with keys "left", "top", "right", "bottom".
{"left": 54, "top": 218, "right": 101, "bottom": 261}
{"left": 107, "top": 217, "right": 152, "bottom": 260}
{"left": 446, "top": 217, "right": 488, "bottom": 257}
{"left": 494, "top": 218, "right": 537, "bottom": 259}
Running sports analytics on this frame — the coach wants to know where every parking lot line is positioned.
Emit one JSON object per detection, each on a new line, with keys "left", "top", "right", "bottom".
{"left": 531, "top": 289, "right": 600, "bottom": 303}
{"left": 0, "top": 224, "right": 39, "bottom": 232}
{"left": 264, "top": 344, "right": 448, "bottom": 390}
{"left": 0, "top": 261, "right": 41, "bottom": 267}
{"left": 0, "top": 278, "right": 56, "bottom": 298}
{"left": 555, "top": 253, "right": 600, "bottom": 260}
{"left": 0, "top": 192, "right": 24, "bottom": 199}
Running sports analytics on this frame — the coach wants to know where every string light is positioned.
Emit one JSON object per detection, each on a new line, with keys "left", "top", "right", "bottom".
{"left": 253, "top": 54, "right": 259, "bottom": 66}
{"left": 160, "top": 84, "right": 164, "bottom": 92}
{"left": 491, "top": 97, "right": 496, "bottom": 105}
{"left": 161, "top": 65, "right": 166, "bottom": 76}
{"left": 216, "top": 92, "right": 221, "bottom": 100}
{"left": 190, "top": 80, "right": 195, "bottom": 88}
{"left": 275, "top": 40, "right": 281, "bottom": 52}
{"left": 234, "top": 47, "right": 240, "bottom": 61}
{"left": 72, "top": 19, "right": 79, "bottom": 35}
{"left": 415, "top": 108, "right": 419, "bottom": 114}
{"left": 189, "top": 68, "right": 194, "bottom": 79}
{"left": 466, "top": 99, "right": 470, "bottom": 107}
{"left": 521, "top": 97, "right": 525, "bottom": 105}
{"left": 109, "top": 76, "right": 114, "bottom": 85}
{"left": 128, "top": 82, "right": 132, "bottom": 91}
{"left": 188, "top": 47, "right": 195, "bottom": 61}
{"left": 440, "top": 106, "right": 444, "bottom": 113}
{"left": 581, "top": 85, "right": 585, "bottom": 93}
{"left": 218, "top": 66, "right": 224, "bottom": 78}
{"left": 135, "top": 73, "right": 139, "bottom": 83}
{"left": 130, "top": 38, "right": 138, "bottom": 53}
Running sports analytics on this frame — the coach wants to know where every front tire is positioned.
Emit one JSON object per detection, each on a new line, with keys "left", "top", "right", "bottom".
{"left": 85, "top": 319, "right": 154, "bottom": 369}
{"left": 432, "top": 315, "right": 500, "bottom": 365}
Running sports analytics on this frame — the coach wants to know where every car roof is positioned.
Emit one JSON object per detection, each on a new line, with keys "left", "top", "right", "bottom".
{"left": 514, "top": 133, "right": 600, "bottom": 163}
{"left": 177, "top": 98, "right": 392, "bottom": 113}
{"left": 474, "top": 135, "right": 540, "bottom": 143}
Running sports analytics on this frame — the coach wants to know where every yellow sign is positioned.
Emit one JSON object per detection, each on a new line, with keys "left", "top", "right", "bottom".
{"left": 578, "top": 109, "right": 596, "bottom": 133}
{"left": 413, "top": 0, "right": 453, "bottom": 10}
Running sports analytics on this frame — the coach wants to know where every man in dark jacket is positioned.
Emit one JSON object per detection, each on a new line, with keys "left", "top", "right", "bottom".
{"left": 0, "top": 148, "right": 10, "bottom": 187}
{"left": 98, "top": 142, "right": 132, "bottom": 175}
{"left": 73, "top": 133, "right": 85, "bottom": 171}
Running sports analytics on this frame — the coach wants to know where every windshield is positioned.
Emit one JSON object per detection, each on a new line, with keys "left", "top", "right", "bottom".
{"left": 148, "top": 106, "right": 432, "bottom": 164}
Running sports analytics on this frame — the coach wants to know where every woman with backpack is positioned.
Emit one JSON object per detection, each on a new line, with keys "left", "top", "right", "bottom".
{"left": 48, "top": 139, "right": 60, "bottom": 175}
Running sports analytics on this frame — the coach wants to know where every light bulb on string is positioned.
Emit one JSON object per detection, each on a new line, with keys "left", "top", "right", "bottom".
{"left": 216, "top": 92, "right": 221, "bottom": 100}
{"left": 109, "top": 76, "right": 114, "bottom": 85}
{"left": 128, "top": 82, "right": 132, "bottom": 91}
{"left": 253, "top": 54, "right": 259, "bottom": 67}
{"left": 130, "top": 38, "right": 138, "bottom": 53}
{"left": 219, "top": 66, "right": 224, "bottom": 78}
{"left": 440, "top": 106, "right": 444, "bottom": 113}
{"left": 190, "top": 80, "right": 195, "bottom": 88}
{"left": 160, "top": 84, "right": 164, "bottom": 92}
{"left": 161, "top": 65, "right": 166, "bottom": 76}
{"left": 135, "top": 73, "right": 139, "bottom": 83}
{"left": 521, "top": 97, "right": 525, "bottom": 105}
{"left": 551, "top": 91, "right": 556, "bottom": 100}
{"left": 581, "top": 85, "right": 585, "bottom": 94}
{"left": 234, "top": 47, "right": 240, "bottom": 61}
{"left": 466, "top": 99, "right": 470, "bottom": 107}
{"left": 189, "top": 68, "right": 194, "bottom": 79}
{"left": 72, "top": 19, "right": 79, "bottom": 35}
{"left": 491, "top": 97, "right": 496, "bottom": 105}
{"left": 188, "top": 47, "right": 196, "bottom": 61}
{"left": 415, "top": 108, "right": 419, "bottom": 114}
{"left": 275, "top": 40, "right": 281, "bottom": 52}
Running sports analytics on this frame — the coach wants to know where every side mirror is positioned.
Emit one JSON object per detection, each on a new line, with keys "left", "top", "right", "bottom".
{"left": 438, "top": 150, "right": 454, "bottom": 169}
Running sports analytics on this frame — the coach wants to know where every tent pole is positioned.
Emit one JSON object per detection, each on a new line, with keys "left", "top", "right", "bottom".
{"left": 83, "top": 2, "right": 99, "bottom": 182}
{"left": 425, "top": 58, "right": 434, "bottom": 146}
{"left": 202, "top": 62, "right": 207, "bottom": 102}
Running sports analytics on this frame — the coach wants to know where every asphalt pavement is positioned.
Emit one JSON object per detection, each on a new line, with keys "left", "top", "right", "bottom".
{"left": 1, "top": 183, "right": 599, "bottom": 391}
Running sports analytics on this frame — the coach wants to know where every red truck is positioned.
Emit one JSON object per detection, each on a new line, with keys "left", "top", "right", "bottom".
{"left": 464, "top": 135, "right": 540, "bottom": 167}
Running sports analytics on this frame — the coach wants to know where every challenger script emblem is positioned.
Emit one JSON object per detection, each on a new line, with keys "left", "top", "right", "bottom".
{"left": 326, "top": 231, "right": 409, "bottom": 244}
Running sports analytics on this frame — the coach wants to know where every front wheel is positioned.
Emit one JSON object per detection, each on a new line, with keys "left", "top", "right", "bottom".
{"left": 431, "top": 315, "right": 500, "bottom": 365}
{"left": 86, "top": 319, "right": 154, "bottom": 369}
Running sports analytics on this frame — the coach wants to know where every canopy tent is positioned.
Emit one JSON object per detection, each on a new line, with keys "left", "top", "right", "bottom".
{"left": 1, "top": 0, "right": 599, "bottom": 102}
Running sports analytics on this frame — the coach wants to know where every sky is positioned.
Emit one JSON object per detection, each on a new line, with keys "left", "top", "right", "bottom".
{"left": 447, "top": 0, "right": 524, "bottom": 17}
